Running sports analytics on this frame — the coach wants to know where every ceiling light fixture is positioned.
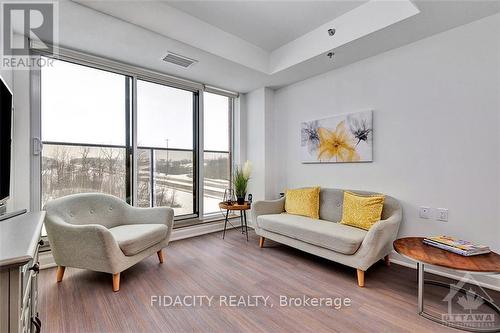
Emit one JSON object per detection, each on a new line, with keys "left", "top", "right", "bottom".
{"left": 328, "top": 28, "right": 336, "bottom": 36}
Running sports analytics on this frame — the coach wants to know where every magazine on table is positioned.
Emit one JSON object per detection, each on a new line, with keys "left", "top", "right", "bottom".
{"left": 423, "top": 236, "right": 490, "bottom": 256}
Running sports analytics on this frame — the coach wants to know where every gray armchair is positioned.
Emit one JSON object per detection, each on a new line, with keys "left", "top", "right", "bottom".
{"left": 44, "top": 193, "right": 174, "bottom": 291}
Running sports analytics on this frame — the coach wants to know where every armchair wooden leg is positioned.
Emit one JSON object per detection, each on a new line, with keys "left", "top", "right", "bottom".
{"left": 112, "top": 273, "right": 120, "bottom": 292}
{"left": 157, "top": 249, "right": 164, "bottom": 264}
{"left": 357, "top": 269, "right": 365, "bottom": 287}
{"left": 56, "top": 266, "right": 65, "bottom": 282}
{"left": 259, "top": 237, "right": 265, "bottom": 248}
{"left": 384, "top": 255, "right": 390, "bottom": 267}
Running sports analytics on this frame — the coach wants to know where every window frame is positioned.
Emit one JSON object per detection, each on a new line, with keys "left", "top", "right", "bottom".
{"left": 31, "top": 46, "right": 237, "bottom": 227}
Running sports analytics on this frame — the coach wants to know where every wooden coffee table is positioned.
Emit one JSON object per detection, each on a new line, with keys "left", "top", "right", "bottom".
{"left": 394, "top": 237, "right": 500, "bottom": 332}
{"left": 219, "top": 201, "right": 250, "bottom": 241}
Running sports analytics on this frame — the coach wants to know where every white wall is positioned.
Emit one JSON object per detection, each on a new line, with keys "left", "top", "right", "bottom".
{"left": 11, "top": 64, "right": 31, "bottom": 211}
{"left": 1, "top": 65, "right": 14, "bottom": 211}
{"left": 233, "top": 94, "right": 247, "bottom": 166}
{"left": 245, "top": 88, "right": 265, "bottom": 200}
{"left": 264, "top": 88, "right": 276, "bottom": 199}
{"left": 6, "top": 34, "right": 32, "bottom": 212}
{"left": 245, "top": 87, "right": 275, "bottom": 201}
{"left": 264, "top": 14, "right": 500, "bottom": 286}
{"left": 0, "top": 68, "right": 13, "bottom": 91}
{"left": 272, "top": 13, "right": 500, "bottom": 250}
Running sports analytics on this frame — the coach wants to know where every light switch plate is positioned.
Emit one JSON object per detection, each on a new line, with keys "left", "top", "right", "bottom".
{"left": 419, "top": 206, "right": 431, "bottom": 219}
{"left": 436, "top": 208, "right": 448, "bottom": 222}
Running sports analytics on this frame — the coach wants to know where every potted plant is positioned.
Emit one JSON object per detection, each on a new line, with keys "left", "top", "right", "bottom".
{"left": 233, "top": 161, "right": 252, "bottom": 204}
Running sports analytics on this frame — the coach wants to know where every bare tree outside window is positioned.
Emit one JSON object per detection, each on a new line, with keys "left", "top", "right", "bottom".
{"left": 41, "top": 145, "right": 126, "bottom": 207}
{"left": 136, "top": 149, "right": 151, "bottom": 207}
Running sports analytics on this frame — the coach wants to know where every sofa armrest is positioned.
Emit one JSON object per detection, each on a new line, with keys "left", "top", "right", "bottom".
{"left": 45, "top": 215, "right": 124, "bottom": 272}
{"left": 250, "top": 197, "right": 285, "bottom": 227}
{"left": 355, "top": 211, "right": 402, "bottom": 269}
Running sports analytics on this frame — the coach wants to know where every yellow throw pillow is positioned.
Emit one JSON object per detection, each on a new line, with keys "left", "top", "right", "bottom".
{"left": 340, "top": 191, "right": 385, "bottom": 230}
{"left": 284, "top": 187, "right": 320, "bottom": 219}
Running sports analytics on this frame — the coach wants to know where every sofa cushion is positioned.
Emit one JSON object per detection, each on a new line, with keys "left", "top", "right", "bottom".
{"left": 257, "top": 214, "right": 367, "bottom": 255}
{"left": 340, "top": 191, "right": 385, "bottom": 230}
{"left": 285, "top": 187, "right": 320, "bottom": 219}
{"left": 109, "top": 224, "right": 168, "bottom": 256}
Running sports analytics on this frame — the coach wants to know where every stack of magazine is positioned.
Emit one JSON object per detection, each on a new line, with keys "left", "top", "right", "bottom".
{"left": 423, "top": 236, "right": 490, "bottom": 256}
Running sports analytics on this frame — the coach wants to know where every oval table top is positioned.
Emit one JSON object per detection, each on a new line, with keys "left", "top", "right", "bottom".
{"left": 393, "top": 237, "right": 500, "bottom": 273}
{"left": 219, "top": 201, "right": 251, "bottom": 211}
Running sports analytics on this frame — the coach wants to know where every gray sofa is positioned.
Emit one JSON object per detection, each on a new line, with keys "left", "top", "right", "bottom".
{"left": 251, "top": 188, "right": 402, "bottom": 287}
{"left": 45, "top": 193, "right": 174, "bottom": 291}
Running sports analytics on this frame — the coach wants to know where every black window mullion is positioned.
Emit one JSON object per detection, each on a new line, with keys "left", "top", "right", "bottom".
{"left": 193, "top": 91, "right": 199, "bottom": 217}
{"left": 125, "top": 77, "right": 132, "bottom": 205}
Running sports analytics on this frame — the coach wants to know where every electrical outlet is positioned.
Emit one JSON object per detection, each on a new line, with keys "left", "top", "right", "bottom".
{"left": 436, "top": 208, "right": 448, "bottom": 222}
{"left": 419, "top": 206, "right": 431, "bottom": 219}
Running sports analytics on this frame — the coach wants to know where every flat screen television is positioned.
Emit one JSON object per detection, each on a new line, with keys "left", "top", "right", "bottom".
{"left": 0, "top": 76, "right": 13, "bottom": 206}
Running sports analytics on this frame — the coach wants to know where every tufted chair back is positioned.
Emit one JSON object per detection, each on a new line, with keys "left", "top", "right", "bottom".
{"left": 44, "top": 193, "right": 130, "bottom": 229}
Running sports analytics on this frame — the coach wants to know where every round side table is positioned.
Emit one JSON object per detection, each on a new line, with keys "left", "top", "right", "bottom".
{"left": 394, "top": 237, "right": 500, "bottom": 332}
{"left": 219, "top": 201, "right": 251, "bottom": 241}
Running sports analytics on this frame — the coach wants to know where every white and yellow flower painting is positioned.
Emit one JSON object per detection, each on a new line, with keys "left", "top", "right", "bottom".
{"left": 301, "top": 111, "right": 372, "bottom": 163}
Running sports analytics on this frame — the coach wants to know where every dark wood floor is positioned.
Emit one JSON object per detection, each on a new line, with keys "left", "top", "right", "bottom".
{"left": 39, "top": 229, "right": 500, "bottom": 333}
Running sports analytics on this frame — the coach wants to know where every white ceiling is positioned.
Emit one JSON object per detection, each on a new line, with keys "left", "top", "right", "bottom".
{"left": 34, "top": 1, "right": 500, "bottom": 93}
{"left": 74, "top": 0, "right": 420, "bottom": 74}
{"left": 165, "top": 1, "right": 367, "bottom": 51}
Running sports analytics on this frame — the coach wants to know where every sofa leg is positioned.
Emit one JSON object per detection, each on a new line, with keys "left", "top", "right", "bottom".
{"left": 112, "top": 273, "right": 120, "bottom": 292}
{"left": 56, "top": 266, "right": 65, "bottom": 282}
{"left": 357, "top": 269, "right": 365, "bottom": 287}
{"left": 157, "top": 249, "right": 164, "bottom": 264}
{"left": 259, "top": 237, "right": 265, "bottom": 248}
{"left": 384, "top": 255, "right": 390, "bottom": 267}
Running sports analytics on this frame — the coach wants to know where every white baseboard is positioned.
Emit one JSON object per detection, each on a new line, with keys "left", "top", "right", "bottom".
{"left": 39, "top": 218, "right": 241, "bottom": 270}
{"left": 389, "top": 251, "right": 500, "bottom": 292}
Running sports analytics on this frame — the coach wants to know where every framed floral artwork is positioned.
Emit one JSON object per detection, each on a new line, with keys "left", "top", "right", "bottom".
{"left": 301, "top": 110, "right": 372, "bottom": 163}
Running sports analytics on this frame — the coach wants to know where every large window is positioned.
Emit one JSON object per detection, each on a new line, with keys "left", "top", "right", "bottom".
{"left": 39, "top": 57, "right": 234, "bottom": 225}
{"left": 137, "top": 80, "right": 196, "bottom": 217}
{"left": 41, "top": 59, "right": 130, "bottom": 207}
{"left": 203, "top": 92, "right": 231, "bottom": 214}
